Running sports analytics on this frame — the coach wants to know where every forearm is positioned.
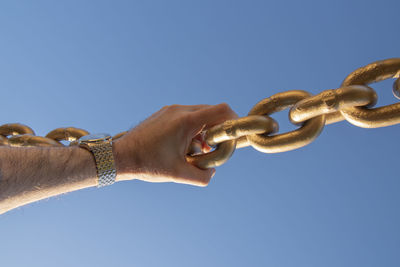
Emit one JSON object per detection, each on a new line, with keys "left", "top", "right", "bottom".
{"left": 0, "top": 146, "right": 97, "bottom": 214}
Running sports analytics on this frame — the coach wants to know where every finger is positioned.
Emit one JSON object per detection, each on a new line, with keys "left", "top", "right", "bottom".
{"left": 177, "top": 164, "right": 216, "bottom": 187}
{"left": 193, "top": 131, "right": 213, "bottom": 153}
{"left": 192, "top": 103, "right": 238, "bottom": 127}
{"left": 187, "top": 138, "right": 203, "bottom": 155}
{"left": 186, "top": 103, "right": 239, "bottom": 136}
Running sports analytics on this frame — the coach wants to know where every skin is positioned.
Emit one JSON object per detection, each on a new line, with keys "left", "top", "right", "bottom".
{"left": 0, "top": 103, "right": 238, "bottom": 214}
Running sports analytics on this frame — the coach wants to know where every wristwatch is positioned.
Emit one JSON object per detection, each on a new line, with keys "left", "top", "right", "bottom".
{"left": 78, "top": 133, "right": 117, "bottom": 187}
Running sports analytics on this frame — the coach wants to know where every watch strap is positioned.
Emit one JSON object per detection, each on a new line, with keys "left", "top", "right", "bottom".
{"left": 89, "top": 140, "right": 117, "bottom": 187}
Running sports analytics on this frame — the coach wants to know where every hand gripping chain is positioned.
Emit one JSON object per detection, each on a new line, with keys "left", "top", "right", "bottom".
{"left": 1, "top": 58, "right": 400, "bottom": 169}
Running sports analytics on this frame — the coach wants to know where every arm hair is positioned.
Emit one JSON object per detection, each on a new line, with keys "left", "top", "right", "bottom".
{"left": 0, "top": 146, "right": 97, "bottom": 214}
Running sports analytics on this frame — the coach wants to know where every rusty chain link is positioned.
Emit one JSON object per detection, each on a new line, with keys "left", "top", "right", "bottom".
{"left": 1, "top": 58, "right": 400, "bottom": 169}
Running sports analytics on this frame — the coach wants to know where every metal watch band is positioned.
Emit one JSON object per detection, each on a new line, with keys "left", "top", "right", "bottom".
{"left": 89, "top": 141, "right": 117, "bottom": 187}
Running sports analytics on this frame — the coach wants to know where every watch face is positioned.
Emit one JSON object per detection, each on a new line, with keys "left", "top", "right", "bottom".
{"left": 79, "top": 133, "right": 111, "bottom": 142}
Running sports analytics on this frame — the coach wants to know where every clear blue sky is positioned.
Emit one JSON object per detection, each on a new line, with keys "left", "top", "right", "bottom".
{"left": 0, "top": 1, "right": 399, "bottom": 266}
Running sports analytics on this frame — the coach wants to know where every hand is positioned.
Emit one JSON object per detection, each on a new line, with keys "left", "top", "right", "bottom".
{"left": 113, "top": 103, "right": 238, "bottom": 187}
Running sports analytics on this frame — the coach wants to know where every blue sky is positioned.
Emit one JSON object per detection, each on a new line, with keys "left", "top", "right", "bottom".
{"left": 0, "top": 1, "right": 399, "bottom": 266}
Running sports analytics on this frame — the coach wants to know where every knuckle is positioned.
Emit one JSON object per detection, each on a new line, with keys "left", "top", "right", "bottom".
{"left": 161, "top": 105, "right": 170, "bottom": 111}
{"left": 169, "top": 104, "right": 181, "bottom": 110}
{"left": 217, "top": 103, "right": 237, "bottom": 119}
{"left": 162, "top": 104, "right": 181, "bottom": 112}
{"left": 218, "top": 102, "right": 233, "bottom": 113}
{"left": 218, "top": 102, "right": 230, "bottom": 109}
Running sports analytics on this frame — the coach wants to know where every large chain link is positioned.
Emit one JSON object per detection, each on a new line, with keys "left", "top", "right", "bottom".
{"left": 1, "top": 58, "right": 399, "bottom": 169}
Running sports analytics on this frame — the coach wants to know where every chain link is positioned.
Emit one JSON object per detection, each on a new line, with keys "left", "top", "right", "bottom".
{"left": 289, "top": 85, "right": 377, "bottom": 124}
{"left": 339, "top": 58, "right": 400, "bottom": 128}
{"left": 247, "top": 90, "right": 326, "bottom": 153}
{"left": 1, "top": 58, "right": 399, "bottom": 168}
{"left": 393, "top": 78, "right": 400, "bottom": 99}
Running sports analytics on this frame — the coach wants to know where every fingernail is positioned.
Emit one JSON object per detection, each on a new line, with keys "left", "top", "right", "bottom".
{"left": 211, "top": 169, "right": 216, "bottom": 178}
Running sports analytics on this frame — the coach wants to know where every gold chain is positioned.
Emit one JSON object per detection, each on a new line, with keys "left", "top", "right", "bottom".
{"left": 188, "top": 58, "right": 400, "bottom": 168}
{"left": 1, "top": 58, "right": 400, "bottom": 169}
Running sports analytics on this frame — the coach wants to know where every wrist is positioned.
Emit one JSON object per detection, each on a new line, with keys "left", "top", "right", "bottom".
{"left": 69, "top": 146, "right": 98, "bottom": 186}
{"left": 112, "top": 137, "right": 142, "bottom": 182}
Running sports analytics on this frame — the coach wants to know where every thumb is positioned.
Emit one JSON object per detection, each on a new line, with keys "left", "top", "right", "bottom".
{"left": 180, "top": 164, "right": 216, "bottom": 187}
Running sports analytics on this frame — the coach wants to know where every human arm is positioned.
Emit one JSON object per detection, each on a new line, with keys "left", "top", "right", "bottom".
{"left": 0, "top": 103, "right": 237, "bottom": 214}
